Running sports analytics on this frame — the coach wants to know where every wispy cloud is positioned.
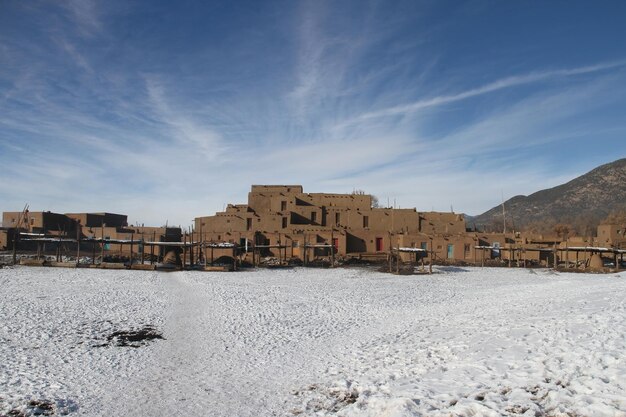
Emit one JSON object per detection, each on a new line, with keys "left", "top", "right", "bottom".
{"left": 1, "top": 1, "right": 625, "bottom": 225}
{"left": 59, "top": 0, "right": 102, "bottom": 37}
{"left": 335, "top": 60, "right": 626, "bottom": 129}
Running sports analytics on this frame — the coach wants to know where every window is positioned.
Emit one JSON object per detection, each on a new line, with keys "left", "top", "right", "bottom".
{"left": 246, "top": 218, "right": 252, "bottom": 231}
{"left": 335, "top": 213, "right": 340, "bottom": 224}
{"left": 281, "top": 201, "right": 287, "bottom": 211}
{"left": 311, "top": 212, "right": 317, "bottom": 223}
{"left": 420, "top": 242, "right": 427, "bottom": 250}
{"left": 282, "top": 217, "right": 288, "bottom": 228}
{"left": 363, "top": 216, "right": 369, "bottom": 228}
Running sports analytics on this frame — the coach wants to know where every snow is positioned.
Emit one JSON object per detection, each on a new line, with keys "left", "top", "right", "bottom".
{"left": 1, "top": 266, "right": 626, "bottom": 416}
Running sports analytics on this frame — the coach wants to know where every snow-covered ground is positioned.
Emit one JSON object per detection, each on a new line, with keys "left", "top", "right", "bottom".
{"left": 1, "top": 266, "right": 625, "bottom": 417}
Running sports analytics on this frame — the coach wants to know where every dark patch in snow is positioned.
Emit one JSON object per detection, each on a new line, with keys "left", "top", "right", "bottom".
{"left": 89, "top": 325, "right": 164, "bottom": 348}
{"left": 106, "top": 326, "right": 164, "bottom": 348}
{"left": 0, "top": 398, "right": 78, "bottom": 417}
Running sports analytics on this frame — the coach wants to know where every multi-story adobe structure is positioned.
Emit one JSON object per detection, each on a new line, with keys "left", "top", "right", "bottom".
{"left": 194, "top": 185, "right": 480, "bottom": 262}
{"left": 193, "top": 185, "right": 626, "bottom": 267}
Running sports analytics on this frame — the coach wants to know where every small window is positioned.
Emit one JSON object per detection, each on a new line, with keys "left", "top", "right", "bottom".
{"left": 335, "top": 213, "right": 340, "bottom": 224}
{"left": 246, "top": 218, "right": 252, "bottom": 230}
{"left": 363, "top": 216, "right": 369, "bottom": 228}
{"left": 281, "top": 201, "right": 287, "bottom": 211}
{"left": 311, "top": 212, "right": 317, "bottom": 223}
{"left": 282, "top": 217, "right": 288, "bottom": 228}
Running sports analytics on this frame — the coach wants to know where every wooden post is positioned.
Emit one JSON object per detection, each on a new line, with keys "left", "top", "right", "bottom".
{"left": 331, "top": 230, "right": 335, "bottom": 267}
{"left": 141, "top": 232, "right": 145, "bottom": 265}
{"left": 251, "top": 236, "right": 256, "bottom": 267}
{"left": 304, "top": 234, "right": 308, "bottom": 267}
{"left": 101, "top": 222, "right": 105, "bottom": 265}
{"left": 189, "top": 227, "right": 194, "bottom": 267}
{"left": 481, "top": 247, "right": 485, "bottom": 268}
{"left": 129, "top": 232, "right": 134, "bottom": 266}
{"left": 183, "top": 233, "right": 187, "bottom": 269}
{"left": 429, "top": 238, "right": 433, "bottom": 274}
{"left": 396, "top": 251, "right": 400, "bottom": 274}
{"left": 12, "top": 228, "right": 18, "bottom": 265}
{"left": 202, "top": 229, "right": 206, "bottom": 266}
{"left": 388, "top": 232, "right": 392, "bottom": 273}
{"left": 508, "top": 247, "right": 511, "bottom": 268}
{"left": 151, "top": 231, "right": 155, "bottom": 265}
{"left": 553, "top": 243, "right": 557, "bottom": 269}
{"left": 199, "top": 228, "right": 204, "bottom": 265}
{"left": 76, "top": 226, "right": 81, "bottom": 263}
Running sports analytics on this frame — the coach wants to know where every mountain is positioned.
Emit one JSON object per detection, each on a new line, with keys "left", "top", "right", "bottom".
{"left": 472, "top": 158, "right": 626, "bottom": 234}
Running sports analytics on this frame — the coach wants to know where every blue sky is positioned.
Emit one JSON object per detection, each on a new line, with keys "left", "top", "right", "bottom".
{"left": 1, "top": 0, "right": 625, "bottom": 226}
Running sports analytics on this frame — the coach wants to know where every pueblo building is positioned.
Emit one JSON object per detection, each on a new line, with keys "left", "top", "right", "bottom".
{"left": 193, "top": 185, "right": 626, "bottom": 267}
{"left": 194, "top": 185, "right": 476, "bottom": 262}
{"left": 1, "top": 210, "right": 181, "bottom": 259}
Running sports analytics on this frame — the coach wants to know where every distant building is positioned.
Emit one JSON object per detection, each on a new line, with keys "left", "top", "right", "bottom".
{"left": 0, "top": 210, "right": 181, "bottom": 257}
{"left": 194, "top": 185, "right": 472, "bottom": 261}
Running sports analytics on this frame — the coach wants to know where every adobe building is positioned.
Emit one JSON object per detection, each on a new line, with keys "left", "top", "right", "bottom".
{"left": 194, "top": 184, "right": 481, "bottom": 263}
{"left": 596, "top": 224, "right": 626, "bottom": 248}
{"left": 1, "top": 210, "right": 181, "bottom": 260}
{"left": 65, "top": 212, "right": 128, "bottom": 229}
{"left": 3, "top": 211, "right": 79, "bottom": 234}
